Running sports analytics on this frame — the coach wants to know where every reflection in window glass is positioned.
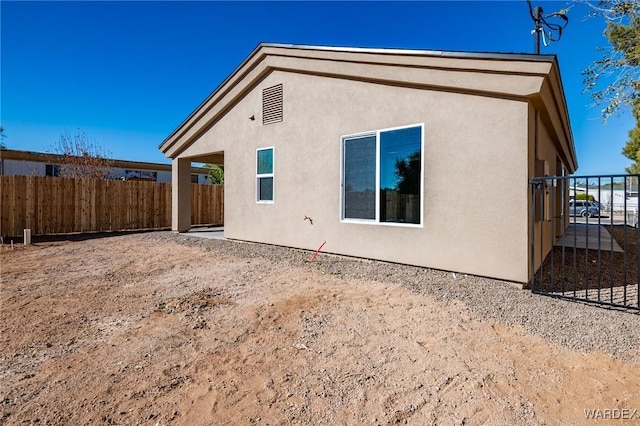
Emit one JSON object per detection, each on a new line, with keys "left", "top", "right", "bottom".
{"left": 380, "top": 127, "right": 421, "bottom": 224}
{"left": 259, "top": 177, "right": 273, "bottom": 201}
{"left": 257, "top": 149, "right": 273, "bottom": 175}
{"left": 343, "top": 135, "right": 376, "bottom": 220}
{"left": 341, "top": 125, "right": 422, "bottom": 225}
{"left": 257, "top": 148, "right": 274, "bottom": 202}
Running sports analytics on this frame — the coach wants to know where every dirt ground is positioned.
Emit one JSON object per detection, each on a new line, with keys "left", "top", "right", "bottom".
{"left": 1, "top": 233, "right": 640, "bottom": 425}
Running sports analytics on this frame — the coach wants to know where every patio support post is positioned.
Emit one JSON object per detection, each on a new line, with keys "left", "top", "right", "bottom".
{"left": 172, "top": 157, "right": 192, "bottom": 232}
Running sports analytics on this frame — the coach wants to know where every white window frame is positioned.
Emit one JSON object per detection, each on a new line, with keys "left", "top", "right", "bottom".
{"left": 340, "top": 123, "right": 424, "bottom": 227}
{"left": 256, "top": 146, "right": 275, "bottom": 203}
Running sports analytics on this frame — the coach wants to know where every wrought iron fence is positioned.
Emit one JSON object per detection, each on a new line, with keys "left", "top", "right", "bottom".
{"left": 529, "top": 174, "right": 639, "bottom": 310}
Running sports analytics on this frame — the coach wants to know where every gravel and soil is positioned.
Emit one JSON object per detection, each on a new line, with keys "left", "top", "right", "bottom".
{"left": 1, "top": 231, "right": 639, "bottom": 425}
{"left": 533, "top": 226, "right": 638, "bottom": 308}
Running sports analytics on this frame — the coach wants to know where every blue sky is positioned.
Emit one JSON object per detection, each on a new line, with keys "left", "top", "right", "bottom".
{"left": 0, "top": 1, "right": 635, "bottom": 175}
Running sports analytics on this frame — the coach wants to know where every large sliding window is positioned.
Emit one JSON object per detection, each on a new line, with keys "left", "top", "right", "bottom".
{"left": 341, "top": 124, "right": 423, "bottom": 225}
{"left": 257, "top": 147, "right": 274, "bottom": 202}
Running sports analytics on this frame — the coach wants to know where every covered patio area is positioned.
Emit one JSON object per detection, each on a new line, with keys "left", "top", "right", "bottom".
{"left": 555, "top": 223, "right": 623, "bottom": 252}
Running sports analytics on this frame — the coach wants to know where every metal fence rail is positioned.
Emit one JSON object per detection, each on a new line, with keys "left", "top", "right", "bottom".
{"left": 529, "top": 174, "right": 639, "bottom": 311}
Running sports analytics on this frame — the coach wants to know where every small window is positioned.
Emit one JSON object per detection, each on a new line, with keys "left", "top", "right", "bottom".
{"left": 45, "top": 164, "right": 60, "bottom": 177}
{"left": 257, "top": 147, "right": 274, "bottom": 202}
{"left": 341, "top": 124, "right": 423, "bottom": 225}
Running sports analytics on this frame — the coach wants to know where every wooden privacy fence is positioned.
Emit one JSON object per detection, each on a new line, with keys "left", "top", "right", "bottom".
{"left": 0, "top": 176, "right": 223, "bottom": 238}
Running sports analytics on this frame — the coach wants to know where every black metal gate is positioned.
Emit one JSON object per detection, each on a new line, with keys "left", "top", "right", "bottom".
{"left": 529, "top": 174, "right": 639, "bottom": 311}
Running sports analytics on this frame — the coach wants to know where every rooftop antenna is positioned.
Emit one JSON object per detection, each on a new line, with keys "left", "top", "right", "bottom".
{"left": 527, "top": 0, "right": 569, "bottom": 54}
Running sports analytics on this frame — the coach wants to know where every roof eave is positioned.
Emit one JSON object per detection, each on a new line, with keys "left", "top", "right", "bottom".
{"left": 159, "top": 43, "right": 560, "bottom": 154}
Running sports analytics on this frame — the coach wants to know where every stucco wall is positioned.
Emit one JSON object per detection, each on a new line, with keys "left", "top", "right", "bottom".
{"left": 529, "top": 103, "right": 567, "bottom": 277}
{"left": 178, "top": 70, "right": 531, "bottom": 282}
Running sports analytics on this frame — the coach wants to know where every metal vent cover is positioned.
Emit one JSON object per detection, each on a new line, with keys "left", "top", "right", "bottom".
{"left": 262, "top": 84, "right": 283, "bottom": 125}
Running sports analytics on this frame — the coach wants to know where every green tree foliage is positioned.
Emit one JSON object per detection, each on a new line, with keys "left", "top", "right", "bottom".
{"left": 583, "top": 0, "right": 640, "bottom": 120}
{"left": 394, "top": 151, "right": 421, "bottom": 194}
{"left": 575, "top": 193, "right": 597, "bottom": 201}
{"left": 205, "top": 164, "right": 224, "bottom": 184}
{"left": 621, "top": 99, "right": 640, "bottom": 172}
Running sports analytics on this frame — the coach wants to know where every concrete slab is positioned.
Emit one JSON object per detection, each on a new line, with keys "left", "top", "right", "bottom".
{"left": 555, "top": 224, "right": 623, "bottom": 253}
{"left": 186, "top": 226, "right": 226, "bottom": 240}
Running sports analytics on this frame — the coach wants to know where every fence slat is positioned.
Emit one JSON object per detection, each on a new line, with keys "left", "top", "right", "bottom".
{"left": 42, "top": 178, "right": 51, "bottom": 235}
{"left": 2, "top": 176, "right": 14, "bottom": 237}
{"left": 15, "top": 176, "right": 25, "bottom": 233}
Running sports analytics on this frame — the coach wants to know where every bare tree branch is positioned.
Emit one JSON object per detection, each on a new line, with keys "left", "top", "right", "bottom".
{"left": 53, "top": 129, "right": 111, "bottom": 180}
{"left": 581, "top": 0, "right": 640, "bottom": 120}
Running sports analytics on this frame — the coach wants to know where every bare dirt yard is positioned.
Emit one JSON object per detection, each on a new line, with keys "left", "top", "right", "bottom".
{"left": 1, "top": 231, "right": 639, "bottom": 425}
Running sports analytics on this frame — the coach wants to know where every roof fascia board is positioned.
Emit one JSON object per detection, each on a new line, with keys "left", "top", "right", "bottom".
{"left": 538, "top": 62, "right": 578, "bottom": 172}
{"left": 264, "top": 46, "right": 555, "bottom": 76}
{"left": 280, "top": 45, "right": 577, "bottom": 170}
{"left": 259, "top": 42, "right": 557, "bottom": 63}
{"left": 533, "top": 80, "right": 577, "bottom": 172}
{"left": 548, "top": 60, "right": 578, "bottom": 171}
{"left": 162, "top": 44, "right": 554, "bottom": 158}
{"left": 160, "top": 44, "right": 555, "bottom": 151}
{"left": 162, "top": 62, "right": 273, "bottom": 158}
{"left": 160, "top": 44, "right": 269, "bottom": 153}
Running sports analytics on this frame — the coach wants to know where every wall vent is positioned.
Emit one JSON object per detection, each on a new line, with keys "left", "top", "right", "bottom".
{"left": 262, "top": 84, "right": 283, "bottom": 125}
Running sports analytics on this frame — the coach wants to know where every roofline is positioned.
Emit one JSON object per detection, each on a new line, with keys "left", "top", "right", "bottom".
{"left": 160, "top": 42, "right": 265, "bottom": 149}
{"left": 0, "top": 148, "right": 209, "bottom": 173}
{"left": 550, "top": 55, "right": 578, "bottom": 170}
{"left": 258, "top": 42, "right": 558, "bottom": 62}
{"left": 160, "top": 42, "right": 559, "bottom": 148}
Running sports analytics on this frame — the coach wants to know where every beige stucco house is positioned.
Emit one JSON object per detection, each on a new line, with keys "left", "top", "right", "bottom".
{"left": 160, "top": 43, "right": 577, "bottom": 284}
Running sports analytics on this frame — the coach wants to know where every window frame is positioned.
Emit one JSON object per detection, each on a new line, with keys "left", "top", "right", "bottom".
{"left": 256, "top": 146, "right": 275, "bottom": 203}
{"left": 45, "top": 164, "right": 61, "bottom": 177}
{"left": 340, "top": 123, "right": 424, "bottom": 227}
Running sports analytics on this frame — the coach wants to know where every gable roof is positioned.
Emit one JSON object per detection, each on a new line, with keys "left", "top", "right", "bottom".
{"left": 160, "top": 43, "right": 577, "bottom": 171}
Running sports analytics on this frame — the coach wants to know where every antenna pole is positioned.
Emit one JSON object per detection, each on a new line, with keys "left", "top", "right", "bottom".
{"left": 533, "top": 6, "right": 543, "bottom": 54}
{"left": 527, "top": 0, "right": 568, "bottom": 54}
